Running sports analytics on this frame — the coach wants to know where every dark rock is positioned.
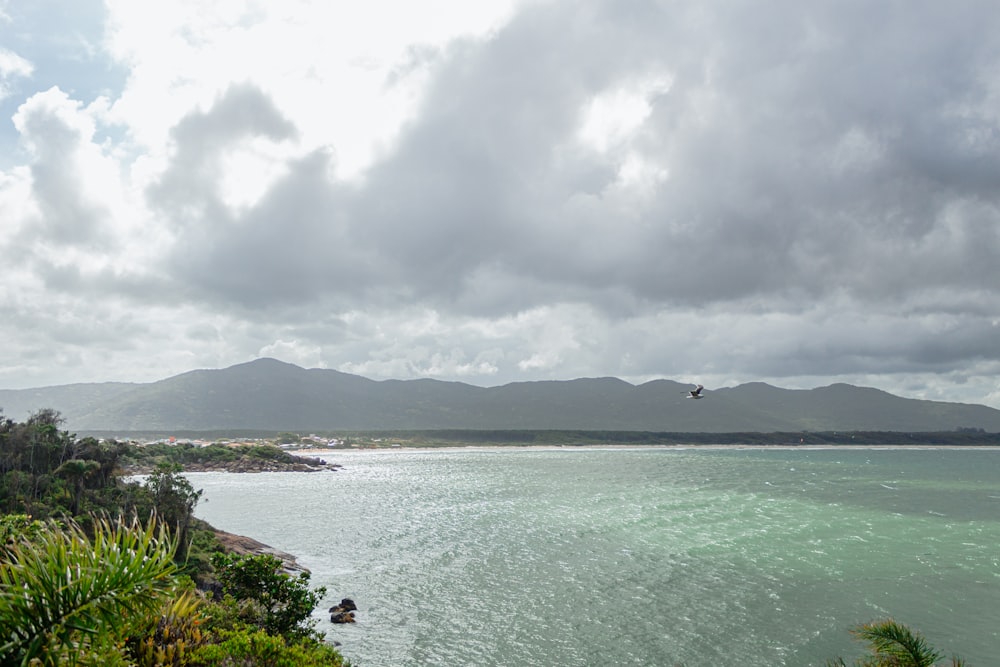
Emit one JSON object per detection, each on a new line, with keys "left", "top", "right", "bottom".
{"left": 212, "top": 529, "right": 308, "bottom": 575}
{"left": 330, "top": 598, "right": 358, "bottom": 623}
{"left": 329, "top": 598, "right": 357, "bottom": 613}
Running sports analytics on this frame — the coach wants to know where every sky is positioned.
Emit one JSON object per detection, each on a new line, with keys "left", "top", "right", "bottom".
{"left": 2, "top": 1, "right": 1000, "bottom": 409}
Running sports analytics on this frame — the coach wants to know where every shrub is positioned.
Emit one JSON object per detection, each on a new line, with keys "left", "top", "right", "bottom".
{"left": 125, "top": 588, "right": 206, "bottom": 667}
{"left": 211, "top": 552, "right": 327, "bottom": 640}
{"left": 191, "top": 627, "right": 346, "bottom": 667}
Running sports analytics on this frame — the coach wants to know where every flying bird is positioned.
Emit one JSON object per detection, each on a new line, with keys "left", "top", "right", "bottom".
{"left": 686, "top": 384, "right": 705, "bottom": 399}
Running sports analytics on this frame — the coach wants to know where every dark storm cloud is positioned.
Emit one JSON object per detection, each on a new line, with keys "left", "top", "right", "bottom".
{"left": 170, "top": 149, "right": 387, "bottom": 309}
{"left": 150, "top": 82, "right": 297, "bottom": 221}
{"left": 149, "top": 1, "right": 1000, "bottom": 319}
{"left": 348, "top": 3, "right": 661, "bottom": 306}
{"left": 147, "top": 83, "right": 378, "bottom": 309}
{"left": 332, "top": 0, "right": 1000, "bottom": 316}
{"left": 137, "top": 0, "right": 1000, "bottom": 394}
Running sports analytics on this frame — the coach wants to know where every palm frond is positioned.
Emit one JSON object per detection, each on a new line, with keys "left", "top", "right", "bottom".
{"left": 851, "top": 619, "right": 943, "bottom": 667}
{"left": 0, "top": 515, "right": 178, "bottom": 666}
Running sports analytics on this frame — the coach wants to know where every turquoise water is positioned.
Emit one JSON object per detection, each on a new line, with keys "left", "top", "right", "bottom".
{"left": 191, "top": 448, "right": 1000, "bottom": 666}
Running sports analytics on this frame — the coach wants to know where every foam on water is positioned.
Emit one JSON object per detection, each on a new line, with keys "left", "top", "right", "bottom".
{"left": 192, "top": 448, "right": 1000, "bottom": 666}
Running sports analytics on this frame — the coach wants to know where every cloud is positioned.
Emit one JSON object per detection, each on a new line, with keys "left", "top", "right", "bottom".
{"left": 316, "top": 0, "right": 1000, "bottom": 320}
{"left": 2, "top": 0, "right": 1000, "bottom": 410}
{"left": 0, "top": 47, "right": 33, "bottom": 101}
{"left": 148, "top": 82, "right": 298, "bottom": 218}
{"left": 12, "top": 87, "right": 111, "bottom": 245}
{"left": 258, "top": 339, "right": 326, "bottom": 370}
{"left": 5, "top": 86, "right": 161, "bottom": 304}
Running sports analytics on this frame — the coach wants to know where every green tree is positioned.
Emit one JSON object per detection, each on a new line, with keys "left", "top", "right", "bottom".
{"left": 828, "top": 619, "right": 966, "bottom": 667}
{"left": 54, "top": 459, "right": 102, "bottom": 516}
{"left": 0, "top": 515, "right": 179, "bottom": 667}
{"left": 0, "top": 410, "right": 75, "bottom": 516}
{"left": 211, "top": 552, "right": 327, "bottom": 640}
{"left": 142, "top": 462, "right": 202, "bottom": 561}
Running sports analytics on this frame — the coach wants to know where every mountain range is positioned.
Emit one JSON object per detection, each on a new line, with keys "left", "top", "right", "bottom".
{"left": 2, "top": 358, "right": 1000, "bottom": 434}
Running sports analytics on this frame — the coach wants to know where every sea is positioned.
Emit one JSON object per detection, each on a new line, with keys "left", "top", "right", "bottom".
{"left": 190, "top": 447, "right": 1000, "bottom": 666}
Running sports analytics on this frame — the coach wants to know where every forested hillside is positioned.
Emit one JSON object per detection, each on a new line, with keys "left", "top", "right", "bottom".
{"left": 4, "top": 358, "right": 1000, "bottom": 433}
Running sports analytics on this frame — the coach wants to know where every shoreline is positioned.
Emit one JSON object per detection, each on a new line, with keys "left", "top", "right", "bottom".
{"left": 211, "top": 527, "right": 309, "bottom": 575}
{"left": 293, "top": 443, "right": 1000, "bottom": 456}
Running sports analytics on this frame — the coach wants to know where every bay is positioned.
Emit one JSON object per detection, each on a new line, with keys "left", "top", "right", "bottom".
{"left": 191, "top": 447, "right": 1000, "bottom": 666}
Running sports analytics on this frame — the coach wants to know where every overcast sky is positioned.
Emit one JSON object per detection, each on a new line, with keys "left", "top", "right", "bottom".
{"left": 2, "top": 1, "right": 1000, "bottom": 409}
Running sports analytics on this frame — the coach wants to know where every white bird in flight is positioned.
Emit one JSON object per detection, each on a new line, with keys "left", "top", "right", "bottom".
{"left": 686, "top": 384, "right": 705, "bottom": 399}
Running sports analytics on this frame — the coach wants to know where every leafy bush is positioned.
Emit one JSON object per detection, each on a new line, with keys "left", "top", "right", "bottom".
{"left": 0, "top": 514, "right": 44, "bottom": 559}
{"left": 245, "top": 445, "right": 290, "bottom": 461}
{"left": 191, "top": 627, "right": 346, "bottom": 667}
{"left": 211, "top": 552, "right": 326, "bottom": 640}
{"left": 142, "top": 462, "right": 203, "bottom": 560}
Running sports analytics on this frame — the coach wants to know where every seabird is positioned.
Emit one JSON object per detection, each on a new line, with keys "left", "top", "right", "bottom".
{"left": 686, "top": 384, "right": 704, "bottom": 399}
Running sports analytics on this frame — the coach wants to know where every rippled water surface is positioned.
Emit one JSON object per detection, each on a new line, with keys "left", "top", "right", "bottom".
{"left": 191, "top": 448, "right": 1000, "bottom": 666}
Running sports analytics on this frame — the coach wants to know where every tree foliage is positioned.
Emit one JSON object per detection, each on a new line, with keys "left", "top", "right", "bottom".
{"left": 0, "top": 515, "right": 178, "bottom": 666}
{"left": 141, "top": 462, "right": 203, "bottom": 561}
{"left": 211, "top": 552, "right": 327, "bottom": 640}
{"left": 0, "top": 410, "right": 129, "bottom": 520}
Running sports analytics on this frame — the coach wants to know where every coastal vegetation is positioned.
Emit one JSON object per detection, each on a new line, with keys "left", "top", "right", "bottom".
{"left": 0, "top": 409, "right": 346, "bottom": 666}
{"left": 120, "top": 440, "right": 333, "bottom": 473}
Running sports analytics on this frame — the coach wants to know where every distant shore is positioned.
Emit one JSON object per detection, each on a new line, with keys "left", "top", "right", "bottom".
{"left": 294, "top": 443, "right": 1000, "bottom": 457}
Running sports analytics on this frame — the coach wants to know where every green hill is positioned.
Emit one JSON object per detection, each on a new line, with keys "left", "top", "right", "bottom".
{"left": 3, "top": 358, "right": 1000, "bottom": 433}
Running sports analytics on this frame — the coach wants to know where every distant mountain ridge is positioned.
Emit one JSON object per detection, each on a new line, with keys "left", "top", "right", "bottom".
{"left": 2, "top": 358, "right": 1000, "bottom": 433}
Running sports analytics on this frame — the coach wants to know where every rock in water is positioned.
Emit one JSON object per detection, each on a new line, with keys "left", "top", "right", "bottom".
{"left": 329, "top": 598, "right": 357, "bottom": 612}
{"left": 330, "top": 598, "right": 358, "bottom": 623}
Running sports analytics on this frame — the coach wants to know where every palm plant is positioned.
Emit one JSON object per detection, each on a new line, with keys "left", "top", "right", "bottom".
{"left": 126, "top": 588, "right": 206, "bottom": 667}
{"left": 0, "top": 515, "right": 178, "bottom": 666}
{"left": 54, "top": 459, "right": 102, "bottom": 515}
{"left": 828, "top": 618, "right": 966, "bottom": 667}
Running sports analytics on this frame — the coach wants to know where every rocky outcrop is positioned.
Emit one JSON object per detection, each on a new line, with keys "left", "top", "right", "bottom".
{"left": 184, "top": 455, "right": 338, "bottom": 473}
{"left": 330, "top": 598, "right": 358, "bottom": 624}
{"left": 212, "top": 528, "right": 309, "bottom": 575}
{"left": 126, "top": 456, "right": 340, "bottom": 474}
